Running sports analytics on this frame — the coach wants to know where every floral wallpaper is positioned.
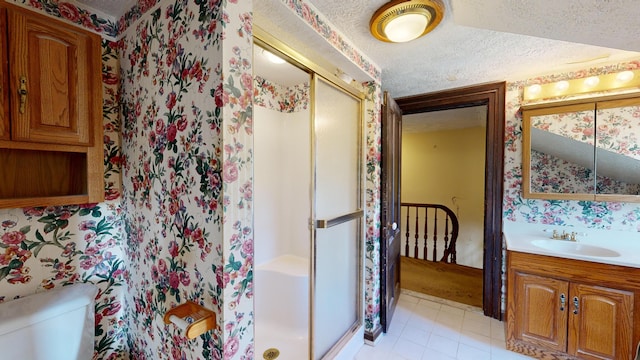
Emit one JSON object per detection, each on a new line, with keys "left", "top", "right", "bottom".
{"left": 11, "top": 0, "right": 119, "bottom": 38}
{"left": 0, "top": 36, "right": 127, "bottom": 360}
{"left": 530, "top": 149, "right": 640, "bottom": 195}
{"left": 363, "top": 81, "right": 383, "bottom": 335}
{"left": 530, "top": 109, "right": 596, "bottom": 145}
{"left": 253, "top": 75, "right": 310, "bottom": 113}
{"left": 117, "top": 0, "right": 160, "bottom": 35}
{"left": 120, "top": 0, "right": 254, "bottom": 359}
{"left": 504, "top": 60, "right": 640, "bottom": 231}
{"left": 597, "top": 104, "right": 640, "bottom": 160}
{"left": 279, "top": 0, "right": 381, "bottom": 82}
{"left": 529, "top": 150, "right": 596, "bottom": 194}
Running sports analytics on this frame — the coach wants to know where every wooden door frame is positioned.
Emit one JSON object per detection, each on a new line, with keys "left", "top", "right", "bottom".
{"left": 395, "top": 81, "right": 506, "bottom": 320}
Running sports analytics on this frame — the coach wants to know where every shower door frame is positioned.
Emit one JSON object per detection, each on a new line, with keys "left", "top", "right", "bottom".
{"left": 310, "top": 74, "right": 365, "bottom": 359}
{"left": 254, "top": 28, "right": 366, "bottom": 360}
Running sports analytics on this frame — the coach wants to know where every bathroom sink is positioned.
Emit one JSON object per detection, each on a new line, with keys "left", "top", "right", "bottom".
{"left": 531, "top": 240, "right": 620, "bottom": 257}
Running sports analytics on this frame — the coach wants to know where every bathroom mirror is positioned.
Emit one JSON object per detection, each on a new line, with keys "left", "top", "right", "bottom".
{"left": 522, "top": 94, "right": 640, "bottom": 202}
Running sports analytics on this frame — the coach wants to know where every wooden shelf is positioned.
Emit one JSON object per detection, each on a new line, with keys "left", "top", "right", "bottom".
{"left": 0, "top": 195, "right": 91, "bottom": 208}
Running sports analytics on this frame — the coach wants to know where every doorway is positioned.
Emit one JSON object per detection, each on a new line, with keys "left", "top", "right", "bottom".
{"left": 395, "top": 82, "right": 506, "bottom": 320}
{"left": 400, "top": 105, "right": 486, "bottom": 308}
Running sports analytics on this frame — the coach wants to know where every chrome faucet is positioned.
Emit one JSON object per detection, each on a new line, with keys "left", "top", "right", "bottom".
{"left": 552, "top": 230, "right": 577, "bottom": 241}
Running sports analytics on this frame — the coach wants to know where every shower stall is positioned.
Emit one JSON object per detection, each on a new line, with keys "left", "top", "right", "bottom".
{"left": 253, "top": 33, "right": 365, "bottom": 360}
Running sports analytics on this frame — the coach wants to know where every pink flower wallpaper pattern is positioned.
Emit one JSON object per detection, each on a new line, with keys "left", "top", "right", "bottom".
{"left": 15, "top": 0, "right": 119, "bottom": 37}
{"left": 280, "top": 0, "right": 381, "bottom": 82}
{"left": 253, "top": 75, "right": 310, "bottom": 113}
{"left": 120, "top": 0, "right": 255, "bottom": 359}
{"left": 0, "top": 36, "right": 127, "bottom": 359}
{"left": 363, "top": 81, "right": 383, "bottom": 334}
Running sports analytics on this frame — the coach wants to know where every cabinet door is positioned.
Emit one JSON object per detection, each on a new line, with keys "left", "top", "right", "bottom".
{"left": 8, "top": 6, "right": 101, "bottom": 146}
{"left": 0, "top": 8, "right": 9, "bottom": 141}
{"left": 568, "top": 283, "right": 633, "bottom": 360}
{"left": 514, "top": 272, "right": 569, "bottom": 352}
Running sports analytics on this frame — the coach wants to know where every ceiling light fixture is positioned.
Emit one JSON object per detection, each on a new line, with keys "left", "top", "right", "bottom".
{"left": 523, "top": 69, "right": 640, "bottom": 102}
{"left": 370, "top": 0, "right": 444, "bottom": 43}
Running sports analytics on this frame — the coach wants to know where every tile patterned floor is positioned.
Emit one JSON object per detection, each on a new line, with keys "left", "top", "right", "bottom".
{"left": 354, "top": 291, "right": 535, "bottom": 360}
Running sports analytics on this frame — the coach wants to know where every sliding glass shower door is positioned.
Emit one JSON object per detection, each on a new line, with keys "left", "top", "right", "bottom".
{"left": 311, "top": 75, "right": 364, "bottom": 359}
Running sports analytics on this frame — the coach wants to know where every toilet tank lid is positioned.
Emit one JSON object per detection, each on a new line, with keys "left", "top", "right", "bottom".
{"left": 0, "top": 283, "right": 98, "bottom": 336}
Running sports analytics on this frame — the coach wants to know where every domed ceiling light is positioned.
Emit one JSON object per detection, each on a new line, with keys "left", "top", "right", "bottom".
{"left": 370, "top": 0, "right": 444, "bottom": 43}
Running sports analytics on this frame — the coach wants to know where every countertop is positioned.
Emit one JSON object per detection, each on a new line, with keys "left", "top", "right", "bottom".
{"left": 503, "top": 222, "right": 640, "bottom": 268}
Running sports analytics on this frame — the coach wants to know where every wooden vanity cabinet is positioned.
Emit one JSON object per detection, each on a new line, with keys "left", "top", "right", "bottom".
{"left": 0, "top": 3, "right": 103, "bottom": 208}
{"left": 507, "top": 251, "right": 637, "bottom": 360}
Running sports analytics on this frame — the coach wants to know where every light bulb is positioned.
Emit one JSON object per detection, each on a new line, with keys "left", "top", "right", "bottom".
{"left": 555, "top": 81, "right": 569, "bottom": 92}
{"left": 616, "top": 70, "right": 634, "bottom": 83}
{"left": 584, "top": 76, "right": 600, "bottom": 88}
{"left": 528, "top": 84, "right": 542, "bottom": 95}
{"left": 384, "top": 13, "right": 429, "bottom": 43}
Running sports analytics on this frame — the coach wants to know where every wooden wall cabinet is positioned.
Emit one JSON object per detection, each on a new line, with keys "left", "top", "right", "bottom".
{"left": 0, "top": 4, "right": 103, "bottom": 208}
{"left": 507, "top": 251, "right": 637, "bottom": 360}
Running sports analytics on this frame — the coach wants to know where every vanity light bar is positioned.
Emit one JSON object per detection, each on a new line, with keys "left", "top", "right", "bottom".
{"left": 524, "top": 69, "right": 640, "bottom": 102}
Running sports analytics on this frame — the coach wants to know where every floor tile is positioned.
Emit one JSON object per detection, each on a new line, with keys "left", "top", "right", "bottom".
{"left": 457, "top": 342, "right": 491, "bottom": 360}
{"left": 353, "top": 291, "right": 536, "bottom": 360}
{"left": 490, "top": 319, "right": 506, "bottom": 341}
{"left": 459, "top": 330, "right": 492, "bottom": 353}
{"left": 426, "top": 334, "right": 458, "bottom": 358}
{"left": 400, "top": 323, "right": 432, "bottom": 344}
{"left": 392, "top": 338, "right": 426, "bottom": 360}
{"left": 421, "top": 348, "right": 456, "bottom": 360}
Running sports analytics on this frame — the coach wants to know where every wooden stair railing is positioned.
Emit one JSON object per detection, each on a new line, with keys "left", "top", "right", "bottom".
{"left": 401, "top": 202, "right": 459, "bottom": 264}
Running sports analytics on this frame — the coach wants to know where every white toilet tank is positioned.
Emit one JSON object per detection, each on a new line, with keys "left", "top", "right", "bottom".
{"left": 0, "top": 283, "right": 98, "bottom": 360}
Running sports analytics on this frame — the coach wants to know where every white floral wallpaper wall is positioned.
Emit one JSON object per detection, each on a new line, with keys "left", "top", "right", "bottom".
{"left": 504, "top": 60, "right": 640, "bottom": 231}
{"left": 0, "top": 3, "right": 128, "bottom": 356}
{"left": 119, "top": 0, "right": 254, "bottom": 359}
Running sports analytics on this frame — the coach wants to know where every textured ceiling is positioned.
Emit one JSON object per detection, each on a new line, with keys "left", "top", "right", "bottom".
{"left": 76, "top": 0, "right": 640, "bottom": 99}
{"left": 403, "top": 106, "right": 486, "bottom": 133}
{"left": 305, "top": 0, "right": 640, "bottom": 97}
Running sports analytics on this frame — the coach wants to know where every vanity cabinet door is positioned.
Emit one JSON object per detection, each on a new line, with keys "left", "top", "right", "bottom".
{"left": 513, "top": 272, "right": 569, "bottom": 352}
{"left": 568, "top": 283, "right": 633, "bottom": 360}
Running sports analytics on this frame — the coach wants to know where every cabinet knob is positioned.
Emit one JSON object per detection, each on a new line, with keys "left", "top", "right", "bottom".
{"left": 560, "top": 293, "right": 565, "bottom": 311}
{"left": 573, "top": 296, "right": 579, "bottom": 315}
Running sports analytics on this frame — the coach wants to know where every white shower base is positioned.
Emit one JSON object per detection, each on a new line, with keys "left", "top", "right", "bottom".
{"left": 255, "top": 255, "right": 309, "bottom": 360}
